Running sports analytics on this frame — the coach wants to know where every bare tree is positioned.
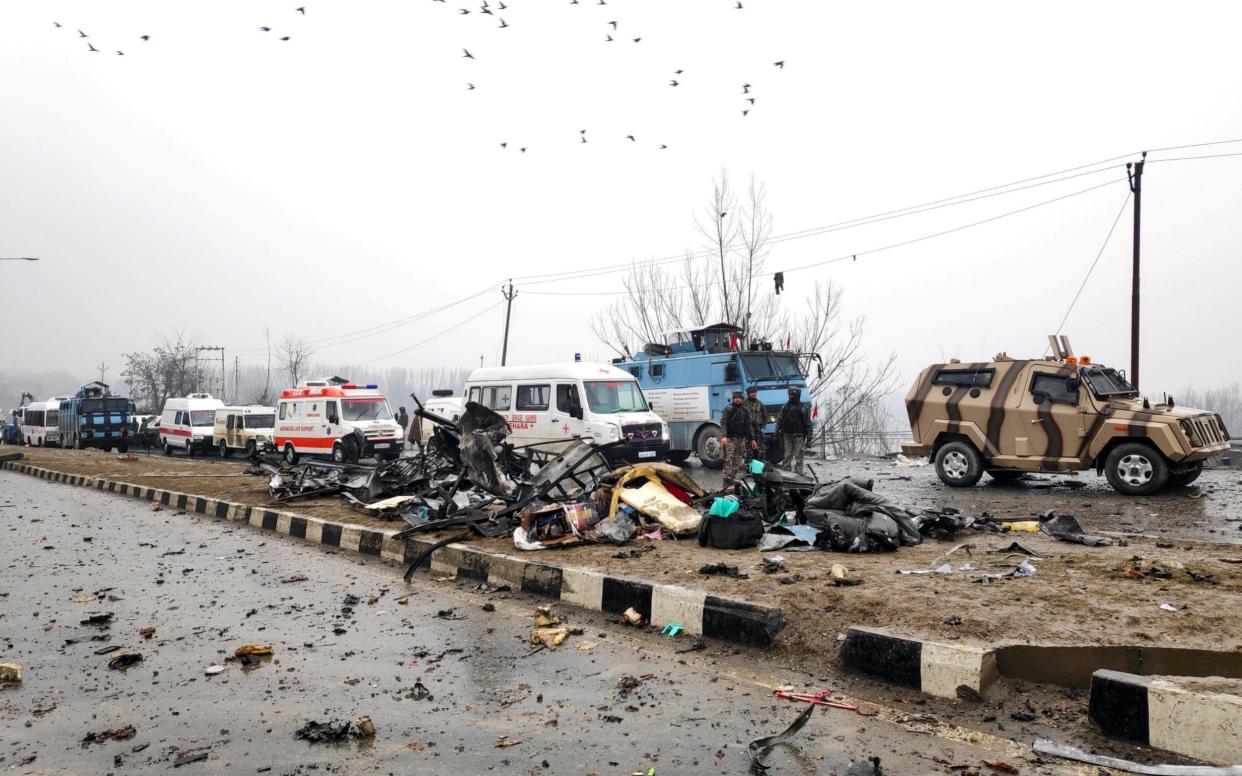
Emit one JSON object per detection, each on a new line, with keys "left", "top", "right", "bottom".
{"left": 737, "top": 175, "right": 773, "bottom": 345}
{"left": 694, "top": 170, "right": 738, "bottom": 326}
{"left": 120, "top": 330, "right": 204, "bottom": 413}
{"left": 276, "top": 335, "right": 314, "bottom": 388}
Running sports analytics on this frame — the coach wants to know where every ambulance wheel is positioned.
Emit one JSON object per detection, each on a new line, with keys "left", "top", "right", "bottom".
{"left": 283, "top": 444, "right": 299, "bottom": 465}
{"left": 162, "top": 441, "right": 173, "bottom": 456}
{"left": 934, "top": 440, "right": 983, "bottom": 487}
{"left": 218, "top": 441, "right": 233, "bottom": 459}
{"left": 695, "top": 426, "right": 724, "bottom": 470}
{"left": 1105, "top": 442, "right": 1169, "bottom": 496}
{"left": 331, "top": 442, "right": 346, "bottom": 464}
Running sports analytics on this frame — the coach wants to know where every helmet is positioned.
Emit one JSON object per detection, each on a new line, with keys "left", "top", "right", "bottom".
{"left": 731, "top": 390, "right": 744, "bottom": 399}
{"left": 746, "top": 386, "right": 758, "bottom": 394}
{"left": 788, "top": 387, "right": 801, "bottom": 397}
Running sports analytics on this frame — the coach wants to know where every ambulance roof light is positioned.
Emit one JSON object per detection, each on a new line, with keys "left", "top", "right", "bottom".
{"left": 365, "top": 384, "right": 378, "bottom": 389}
{"left": 341, "top": 383, "right": 357, "bottom": 389}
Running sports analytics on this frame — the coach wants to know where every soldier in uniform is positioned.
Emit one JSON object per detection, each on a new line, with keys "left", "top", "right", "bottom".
{"left": 720, "top": 390, "right": 757, "bottom": 485}
{"left": 743, "top": 386, "right": 767, "bottom": 462}
{"left": 776, "top": 387, "right": 812, "bottom": 475}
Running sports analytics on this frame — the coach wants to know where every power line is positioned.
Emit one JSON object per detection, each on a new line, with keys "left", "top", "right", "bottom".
{"left": 1053, "top": 190, "right": 1133, "bottom": 336}
{"left": 525, "top": 175, "right": 1127, "bottom": 297}
{"left": 509, "top": 137, "right": 1242, "bottom": 287}
{"left": 358, "top": 299, "right": 505, "bottom": 366}
{"left": 1145, "top": 150, "right": 1242, "bottom": 164}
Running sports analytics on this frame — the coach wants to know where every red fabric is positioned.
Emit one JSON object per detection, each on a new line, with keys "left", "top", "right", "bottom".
{"left": 662, "top": 482, "right": 694, "bottom": 505}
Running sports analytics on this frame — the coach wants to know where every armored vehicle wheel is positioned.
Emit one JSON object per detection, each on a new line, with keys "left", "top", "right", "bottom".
{"left": 695, "top": 426, "right": 724, "bottom": 470}
{"left": 1167, "top": 462, "right": 1203, "bottom": 488}
{"left": 666, "top": 450, "right": 691, "bottom": 465}
{"left": 283, "top": 443, "right": 299, "bottom": 465}
{"left": 934, "top": 440, "right": 983, "bottom": 487}
{"left": 986, "top": 469, "right": 1024, "bottom": 482}
{"left": 219, "top": 441, "right": 232, "bottom": 459}
{"left": 1104, "top": 442, "right": 1169, "bottom": 495}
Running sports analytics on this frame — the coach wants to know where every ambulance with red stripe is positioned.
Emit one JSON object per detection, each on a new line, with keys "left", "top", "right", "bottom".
{"left": 274, "top": 382, "right": 403, "bottom": 464}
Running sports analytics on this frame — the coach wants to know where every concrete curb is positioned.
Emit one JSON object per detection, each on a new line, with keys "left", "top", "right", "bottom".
{"left": 0, "top": 460, "right": 785, "bottom": 648}
{"left": 840, "top": 626, "right": 997, "bottom": 700}
{"left": 1090, "top": 669, "right": 1242, "bottom": 764}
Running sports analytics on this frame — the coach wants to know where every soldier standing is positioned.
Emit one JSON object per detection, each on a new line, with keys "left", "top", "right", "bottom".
{"left": 776, "top": 387, "right": 812, "bottom": 475}
{"left": 743, "top": 386, "right": 767, "bottom": 462}
{"left": 720, "top": 390, "right": 756, "bottom": 485}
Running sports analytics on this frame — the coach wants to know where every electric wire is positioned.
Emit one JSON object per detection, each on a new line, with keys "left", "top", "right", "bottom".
{"left": 524, "top": 176, "right": 1127, "bottom": 297}
{"left": 357, "top": 299, "right": 505, "bottom": 366}
{"left": 1053, "top": 190, "right": 1133, "bottom": 337}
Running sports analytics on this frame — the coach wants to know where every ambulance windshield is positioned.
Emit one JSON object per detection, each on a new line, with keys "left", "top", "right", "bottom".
{"left": 584, "top": 381, "right": 649, "bottom": 414}
{"left": 341, "top": 398, "right": 394, "bottom": 422}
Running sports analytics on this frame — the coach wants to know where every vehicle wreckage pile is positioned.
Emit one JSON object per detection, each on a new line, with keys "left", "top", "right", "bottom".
{"left": 246, "top": 402, "right": 1100, "bottom": 581}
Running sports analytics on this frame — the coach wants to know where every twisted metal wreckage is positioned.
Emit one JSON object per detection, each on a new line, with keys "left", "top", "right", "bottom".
{"left": 246, "top": 397, "right": 1065, "bottom": 586}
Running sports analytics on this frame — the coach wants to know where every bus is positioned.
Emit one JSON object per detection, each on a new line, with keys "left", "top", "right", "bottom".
{"left": 19, "top": 397, "right": 69, "bottom": 447}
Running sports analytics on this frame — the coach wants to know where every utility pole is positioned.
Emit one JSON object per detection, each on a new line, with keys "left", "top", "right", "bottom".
{"left": 97, "top": 361, "right": 108, "bottom": 384}
{"left": 500, "top": 280, "right": 517, "bottom": 367}
{"left": 1127, "top": 152, "right": 1146, "bottom": 390}
{"left": 233, "top": 356, "right": 240, "bottom": 405}
{"left": 195, "top": 346, "right": 226, "bottom": 397}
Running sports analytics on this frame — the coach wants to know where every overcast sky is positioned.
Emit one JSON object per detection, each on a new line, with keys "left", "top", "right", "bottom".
{"left": 3, "top": 0, "right": 1240, "bottom": 403}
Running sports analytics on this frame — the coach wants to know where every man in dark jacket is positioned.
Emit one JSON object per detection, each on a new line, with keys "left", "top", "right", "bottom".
{"left": 743, "top": 386, "right": 767, "bottom": 461}
{"left": 776, "top": 387, "right": 812, "bottom": 475}
{"left": 720, "top": 390, "right": 756, "bottom": 483}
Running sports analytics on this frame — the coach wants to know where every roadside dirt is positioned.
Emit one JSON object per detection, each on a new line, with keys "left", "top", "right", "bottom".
{"left": 9, "top": 447, "right": 1242, "bottom": 665}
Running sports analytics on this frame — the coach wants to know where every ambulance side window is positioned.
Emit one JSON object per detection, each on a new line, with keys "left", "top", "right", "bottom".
{"left": 482, "top": 386, "right": 511, "bottom": 411}
{"left": 516, "top": 384, "right": 550, "bottom": 411}
{"left": 175, "top": 411, "right": 185, "bottom": 425}
{"left": 326, "top": 401, "right": 339, "bottom": 425}
{"left": 278, "top": 403, "right": 288, "bottom": 420}
{"left": 468, "top": 387, "right": 481, "bottom": 404}
{"left": 556, "top": 384, "right": 582, "bottom": 416}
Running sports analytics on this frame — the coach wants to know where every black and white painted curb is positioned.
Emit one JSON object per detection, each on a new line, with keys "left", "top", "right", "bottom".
{"left": 1090, "top": 669, "right": 1242, "bottom": 764}
{"left": 0, "top": 460, "right": 785, "bottom": 648}
{"left": 840, "top": 626, "right": 997, "bottom": 699}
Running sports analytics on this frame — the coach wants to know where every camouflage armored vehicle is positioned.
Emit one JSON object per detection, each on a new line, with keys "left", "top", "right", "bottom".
{"left": 902, "top": 336, "right": 1231, "bottom": 495}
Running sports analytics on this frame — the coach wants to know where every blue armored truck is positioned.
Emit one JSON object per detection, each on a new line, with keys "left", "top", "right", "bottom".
{"left": 59, "top": 382, "right": 135, "bottom": 452}
{"left": 616, "top": 324, "right": 817, "bottom": 469}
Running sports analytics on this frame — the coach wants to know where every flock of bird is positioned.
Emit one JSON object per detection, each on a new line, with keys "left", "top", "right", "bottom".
{"left": 51, "top": 2, "right": 787, "bottom": 154}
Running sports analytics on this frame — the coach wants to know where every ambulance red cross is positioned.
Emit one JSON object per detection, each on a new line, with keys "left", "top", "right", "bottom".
{"left": 274, "top": 382, "right": 403, "bottom": 464}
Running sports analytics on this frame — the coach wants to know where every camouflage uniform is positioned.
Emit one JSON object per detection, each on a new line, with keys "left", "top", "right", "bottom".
{"left": 776, "top": 396, "right": 812, "bottom": 475}
{"left": 743, "top": 396, "right": 767, "bottom": 460}
{"left": 720, "top": 401, "right": 754, "bottom": 481}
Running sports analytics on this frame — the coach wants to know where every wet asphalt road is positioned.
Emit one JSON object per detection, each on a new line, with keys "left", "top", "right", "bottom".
{"left": 0, "top": 471, "right": 1046, "bottom": 776}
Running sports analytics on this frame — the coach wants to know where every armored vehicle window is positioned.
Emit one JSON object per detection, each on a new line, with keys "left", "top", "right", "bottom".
{"left": 628, "top": 367, "right": 642, "bottom": 379}
{"left": 516, "top": 384, "right": 550, "bottom": 411}
{"left": 1080, "top": 366, "right": 1138, "bottom": 398}
{"left": 650, "top": 363, "right": 664, "bottom": 377}
{"left": 1030, "top": 372, "right": 1079, "bottom": 405}
{"left": 932, "top": 368, "right": 995, "bottom": 388}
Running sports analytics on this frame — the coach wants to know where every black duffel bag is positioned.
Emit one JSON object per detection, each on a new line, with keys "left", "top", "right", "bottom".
{"left": 697, "top": 508, "right": 765, "bottom": 550}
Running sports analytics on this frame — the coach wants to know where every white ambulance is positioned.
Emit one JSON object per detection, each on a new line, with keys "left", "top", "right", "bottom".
{"left": 462, "top": 362, "right": 670, "bottom": 463}
{"left": 274, "top": 382, "right": 403, "bottom": 464}
{"left": 159, "top": 393, "right": 225, "bottom": 456}
{"left": 212, "top": 405, "right": 277, "bottom": 458}
{"left": 20, "top": 397, "right": 69, "bottom": 447}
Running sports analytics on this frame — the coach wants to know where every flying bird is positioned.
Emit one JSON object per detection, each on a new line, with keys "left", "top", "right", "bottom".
{"left": 467, "top": 82, "right": 476, "bottom": 90}
{"left": 463, "top": 48, "right": 474, "bottom": 58}
{"left": 116, "top": 50, "right": 124, "bottom": 55}
{"left": 773, "top": 60, "right": 785, "bottom": 68}
{"left": 658, "top": 144, "right": 668, "bottom": 150}
{"left": 669, "top": 79, "right": 678, "bottom": 86}
{"left": 632, "top": 37, "right": 641, "bottom": 42}
{"left": 296, "top": 6, "right": 305, "bottom": 13}
{"left": 625, "top": 135, "right": 635, "bottom": 141}
{"left": 608, "top": 20, "right": 617, "bottom": 29}
{"left": 260, "top": 26, "right": 271, "bottom": 31}
{"left": 280, "top": 36, "right": 290, "bottom": 40}
{"left": 500, "top": 142, "right": 507, "bottom": 149}
{"left": 580, "top": 136, "right": 587, "bottom": 143}
{"left": 519, "top": 147, "right": 526, "bottom": 153}
{"left": 481, "top": 6, "right": 492, "bottom": 14}
{"left": 747, "top": 97, "right": 755, "bottom": 104}
{"left": 87, "top": 43, "right": 98, "bottom": 52}
{"left": 53, "top": 22, "right": 61, "bottom": 27}
{"left": 742, "top": 83, "right": 751, "bottom": 93}
{"left": 736, "top": 1, "right": 743, "bottom": 7}
{"left": 674, "top": 69, "right": 683, "bottom": 74}
{"left": 78, "top": 29, "right": 88, "bottom": 37}
{"left": 140, "top": 34, "right": 150, "bottom": 40}
{"left": 605, "top": 34, "right": 613, "bottom": 41}
{"left": 498, "top": 1, "right": 507, "bottom": 8}
{"left": 742, "top": 109, "right": 749, "bottom": 116}
{"left": 498, "top": 17, "right": 508, "bottom": 27}
{"left": 598, "top": 0, "right": 606, "bottom": 4}
{"left": 460, "top": 8, "right": 470, "bottom": 13}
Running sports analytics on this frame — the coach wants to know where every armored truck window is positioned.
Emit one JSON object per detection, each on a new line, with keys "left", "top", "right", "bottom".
{"left": 932, "top": 369, "right": 995, "bottom": 388}
{"left": 516, "top": 384, "right": 550, "bottom": 411}
{"left": 1030, "top": 372, "right": 1079, "bottom": 405}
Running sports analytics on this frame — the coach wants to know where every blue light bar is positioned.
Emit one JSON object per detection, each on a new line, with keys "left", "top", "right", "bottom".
{"left": 366, "top": 384, "right": 378, "bottom": 389}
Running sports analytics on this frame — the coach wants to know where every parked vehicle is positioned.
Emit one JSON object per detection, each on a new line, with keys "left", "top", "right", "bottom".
{"left": 616, "top": 324, "right": 817, "bottom": 468}
{"left": 3, "top": 392, "right": 34, "bottom": 445}
{"left": 463, "top": 362, "right": 670, "bottom": 464}
{"left": 130, "top": 414, "right": 160, "bottom": 449}
{"left": 159, "top": 394, "right": 225, "bottom": 456}
{"left": 902, "top": 336, "right": 1232, "bottom": 495}
{"left": 274, "top": 382, "right": 402, "bottom": 464}
{"left": 58, "top": 382, "right": 134, "bottom": 452}
{"left": 212, "top": 405, "right": 276, "bottom": 458}
{"left": 19, "top": 397, "right": 69, "bottom": 447}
